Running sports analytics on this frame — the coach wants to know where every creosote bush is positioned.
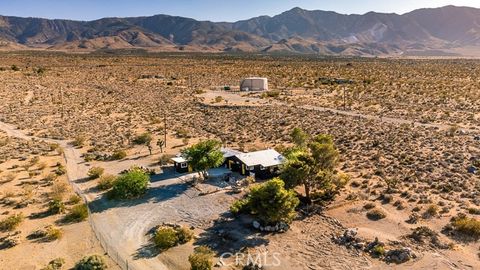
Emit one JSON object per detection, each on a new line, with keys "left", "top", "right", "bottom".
{"left": 109, "top": 167, "right": 150, "bottom": 199}
{"left": 153, "top": 225, "right": 194, "bottom": 251}
{"left": 48, "top": 198, "right": 66, "bottom": 214}
{"left": 74, "top": 254, "right": 107, "bottom": 270}
{"left": 64, "top": 204, "right": 88, "bottom": 223}
{"left": 0, "top": 213, "right": 24, "bottom": 231}
{"left": 189, "top": 246, "right": 214, "bottom": 270}
{"left": 97, "top": 175, "right": 117, "bottom": 190}
{"left": 450, "top": 214, "right": 480, "bottom": 239}
{"left": 87, "top": 167, "right": 104, "bottom": 179}
{"left": 366, "top": 209, "right": 387, "bottom": 221}
{"left": 41, "top": 258, "right": 65, "bottom": 270}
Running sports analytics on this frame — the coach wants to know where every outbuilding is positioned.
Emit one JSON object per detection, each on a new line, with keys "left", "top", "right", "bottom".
{"left": 171, "top": 156, "right": 191, "bottom": 174}
{"left": 240, "top": 77, "right": 268, "bottom": 91}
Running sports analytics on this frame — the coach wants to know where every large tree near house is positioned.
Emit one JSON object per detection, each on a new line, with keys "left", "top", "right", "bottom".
{"left": 281, "top": 131, "right": 339, "bottom": 203}
{"left": 182, "top": 140, "right": 224, "bottom": 181}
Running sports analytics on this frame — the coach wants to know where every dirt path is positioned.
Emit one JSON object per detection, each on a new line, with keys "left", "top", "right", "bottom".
{"left": 200, "top": 91, "right": 480, "bottom": 133}
{"left": 0, "top": 121, "right": 162, "bottom": 270}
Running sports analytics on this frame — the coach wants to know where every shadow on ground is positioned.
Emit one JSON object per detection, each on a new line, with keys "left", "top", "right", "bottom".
{"left": 195, "top": 212, "right": 269, "bottom": 255}
{"left": 88, "top": 181, "right": 191, "bottom": 214}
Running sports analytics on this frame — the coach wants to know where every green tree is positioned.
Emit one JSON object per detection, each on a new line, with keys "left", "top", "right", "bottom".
{"left": 181, "top": 140, "right": 224, "bottom": 180}
{"left": 110, "top": 167, "right": 150, "bottom": 199}
{"left": 281, "top": 131, "right": 339, "bottom": 203}
{"left": 233, "top": 178, "right": 299, "bottom": 225}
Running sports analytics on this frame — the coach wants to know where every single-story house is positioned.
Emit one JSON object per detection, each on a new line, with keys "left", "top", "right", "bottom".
{"left": 225, "top": 149, "right": 284, "bottom": 179}
{"left": 171, "top": 148, "right": 285, "bottom": 179}
{"left": 240, "top": 77, "right": 268, "bottom": 91}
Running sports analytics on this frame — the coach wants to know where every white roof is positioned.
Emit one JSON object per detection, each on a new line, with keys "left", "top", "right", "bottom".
{"left": 235, "top": 149, "right": 284, "bottom": 167}
{"left": 171, "top": 156, "right": 187, "bottom": 163}
{"left": 221, "top": 147, "right": 243, "bottom": 158}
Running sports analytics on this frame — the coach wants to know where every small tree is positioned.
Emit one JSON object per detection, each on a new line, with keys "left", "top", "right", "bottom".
{"left": 157, "top": 139, "right": 165, "bottom": 153}
{"left": 110, "top": 167, "right": 150, "bottom": 199}
{"left": 232, "top": 178, "right": 299, "bottom": 225}
{"left": 182, "top": 140, "right": 224, "bottom": 180}
{"left": 281, "top": 130, "right": 339, "bottom": 203}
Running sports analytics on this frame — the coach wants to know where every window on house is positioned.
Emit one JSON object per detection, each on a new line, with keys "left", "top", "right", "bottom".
{"left": 180, "top": 162, "right": 187, "bottom": 168}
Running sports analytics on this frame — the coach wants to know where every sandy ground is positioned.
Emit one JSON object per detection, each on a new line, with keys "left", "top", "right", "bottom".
{"left": 0, "top": 125, "right": 119, "bottom": 269}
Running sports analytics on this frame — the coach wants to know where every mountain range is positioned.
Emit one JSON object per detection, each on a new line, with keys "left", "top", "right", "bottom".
{"left": 1, "top": 5, "right": 480, "bottom": 56}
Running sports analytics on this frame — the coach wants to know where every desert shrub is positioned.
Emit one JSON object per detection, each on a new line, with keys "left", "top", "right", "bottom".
{"left": 64, "top": 204, "right": 88, "bottom": 222}
{"left": 74, "top": 254, "right": 107, "bottom": 270}
{"left": 69, "top": 194, "right": 82, "bottom": 204}
{"left": 50, "top": 181, "right": 68, "bottom": 200}
{"left": 450, "top": 215, "right": 480, "bottom": 239}
{"left": 189, "top": 246, "right": 214, "bottom": 270}
{"left": 110, "top": 150, "right": 127, "bottom": 160}
{"left": 153, "top": 226, "right": 194, "bottom": 250}
{"left": 97, "top": 175, "right": 116, "bottom": 190}
{"left": 261, "top": 90, "right": 280, "bottom": 98}
{"left": 133, "top": 133, "right": 152, "bottom": 145}
{"left": 214, "top": 96, "right": 224, "bottom": 103}
{"left": 177, "top": 226, "right": 194, "bottom": 243}
{"left": 72, "top": 135, "right": 86, "bottom": 147}
{"left": 366, "top": 209, "right": 386, "bottom": 220}
{"left": 55, "top": 165, "right": 66, "bottom": 176}
{"left": 423, "top": 205, "right": 439, "bottom": 218}
{"left": 371, "top": 244, "right": 386, "bottom": 257}
{"left": 153, "top": 227, "right": 178, "bottom": 250}
{"left": 48, "top": 199, "right": 66, "bottom": 214}
{"left": 11, "top": 64, "right": 19, "bottom": 71}
{"left": 41, "top": 258, "right": 65, "bottom": 270}
{"left": 363, "top": 202, "right": 376, "bottom": 210}
{"left": 0, "top": 213, "right": 24, "bottom": 231}
{"left": 232, "top": 178, "right": 299, "bottom": 225}
{"left": 45, "top": 226, "right": 63, "bottom": 241}
{"left": 87, "top": 167, "right": 104, "bottom": 179}
{"left": 110, "top": 167, "right": 150, "bottom": 199}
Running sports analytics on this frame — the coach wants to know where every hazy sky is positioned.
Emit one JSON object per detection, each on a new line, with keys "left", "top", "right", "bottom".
{"left": 1, "top": 0, "right": 480, "bottom": 21}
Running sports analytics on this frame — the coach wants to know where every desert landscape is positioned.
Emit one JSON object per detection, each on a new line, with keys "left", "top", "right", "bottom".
{"left": 0, "top": 50, "right": 479, "bottom": 270}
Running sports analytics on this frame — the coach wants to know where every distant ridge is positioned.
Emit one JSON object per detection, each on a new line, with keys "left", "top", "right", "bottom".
{"left": 1, "top": 5, "right": 480, "bottom": 56}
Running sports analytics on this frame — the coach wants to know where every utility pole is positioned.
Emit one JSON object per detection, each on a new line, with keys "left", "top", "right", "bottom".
{"left": 343, "top": 86, "right": 346, "bottom": 111}
{"left": 164, "top": 111, "right": 167, "bottom": 148}
{"left": 60, "top": 87, "right": 64, "bottom": 119}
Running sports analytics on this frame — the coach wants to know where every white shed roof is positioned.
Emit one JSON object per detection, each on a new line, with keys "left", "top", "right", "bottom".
{"left": 235, "top": 149, "right": 284, "bottom": 167}
{"left": 171, "top": 156, "right": 187, "bottom": 163}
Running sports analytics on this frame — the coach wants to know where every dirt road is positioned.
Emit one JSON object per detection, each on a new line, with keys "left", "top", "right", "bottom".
{"left": 200, "top": 90, "right": 480, "bottom": 133}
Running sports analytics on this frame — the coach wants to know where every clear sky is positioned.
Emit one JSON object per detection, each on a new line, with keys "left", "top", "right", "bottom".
{"left": 1, "top": 0, "right": 480, "bottom": 22}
